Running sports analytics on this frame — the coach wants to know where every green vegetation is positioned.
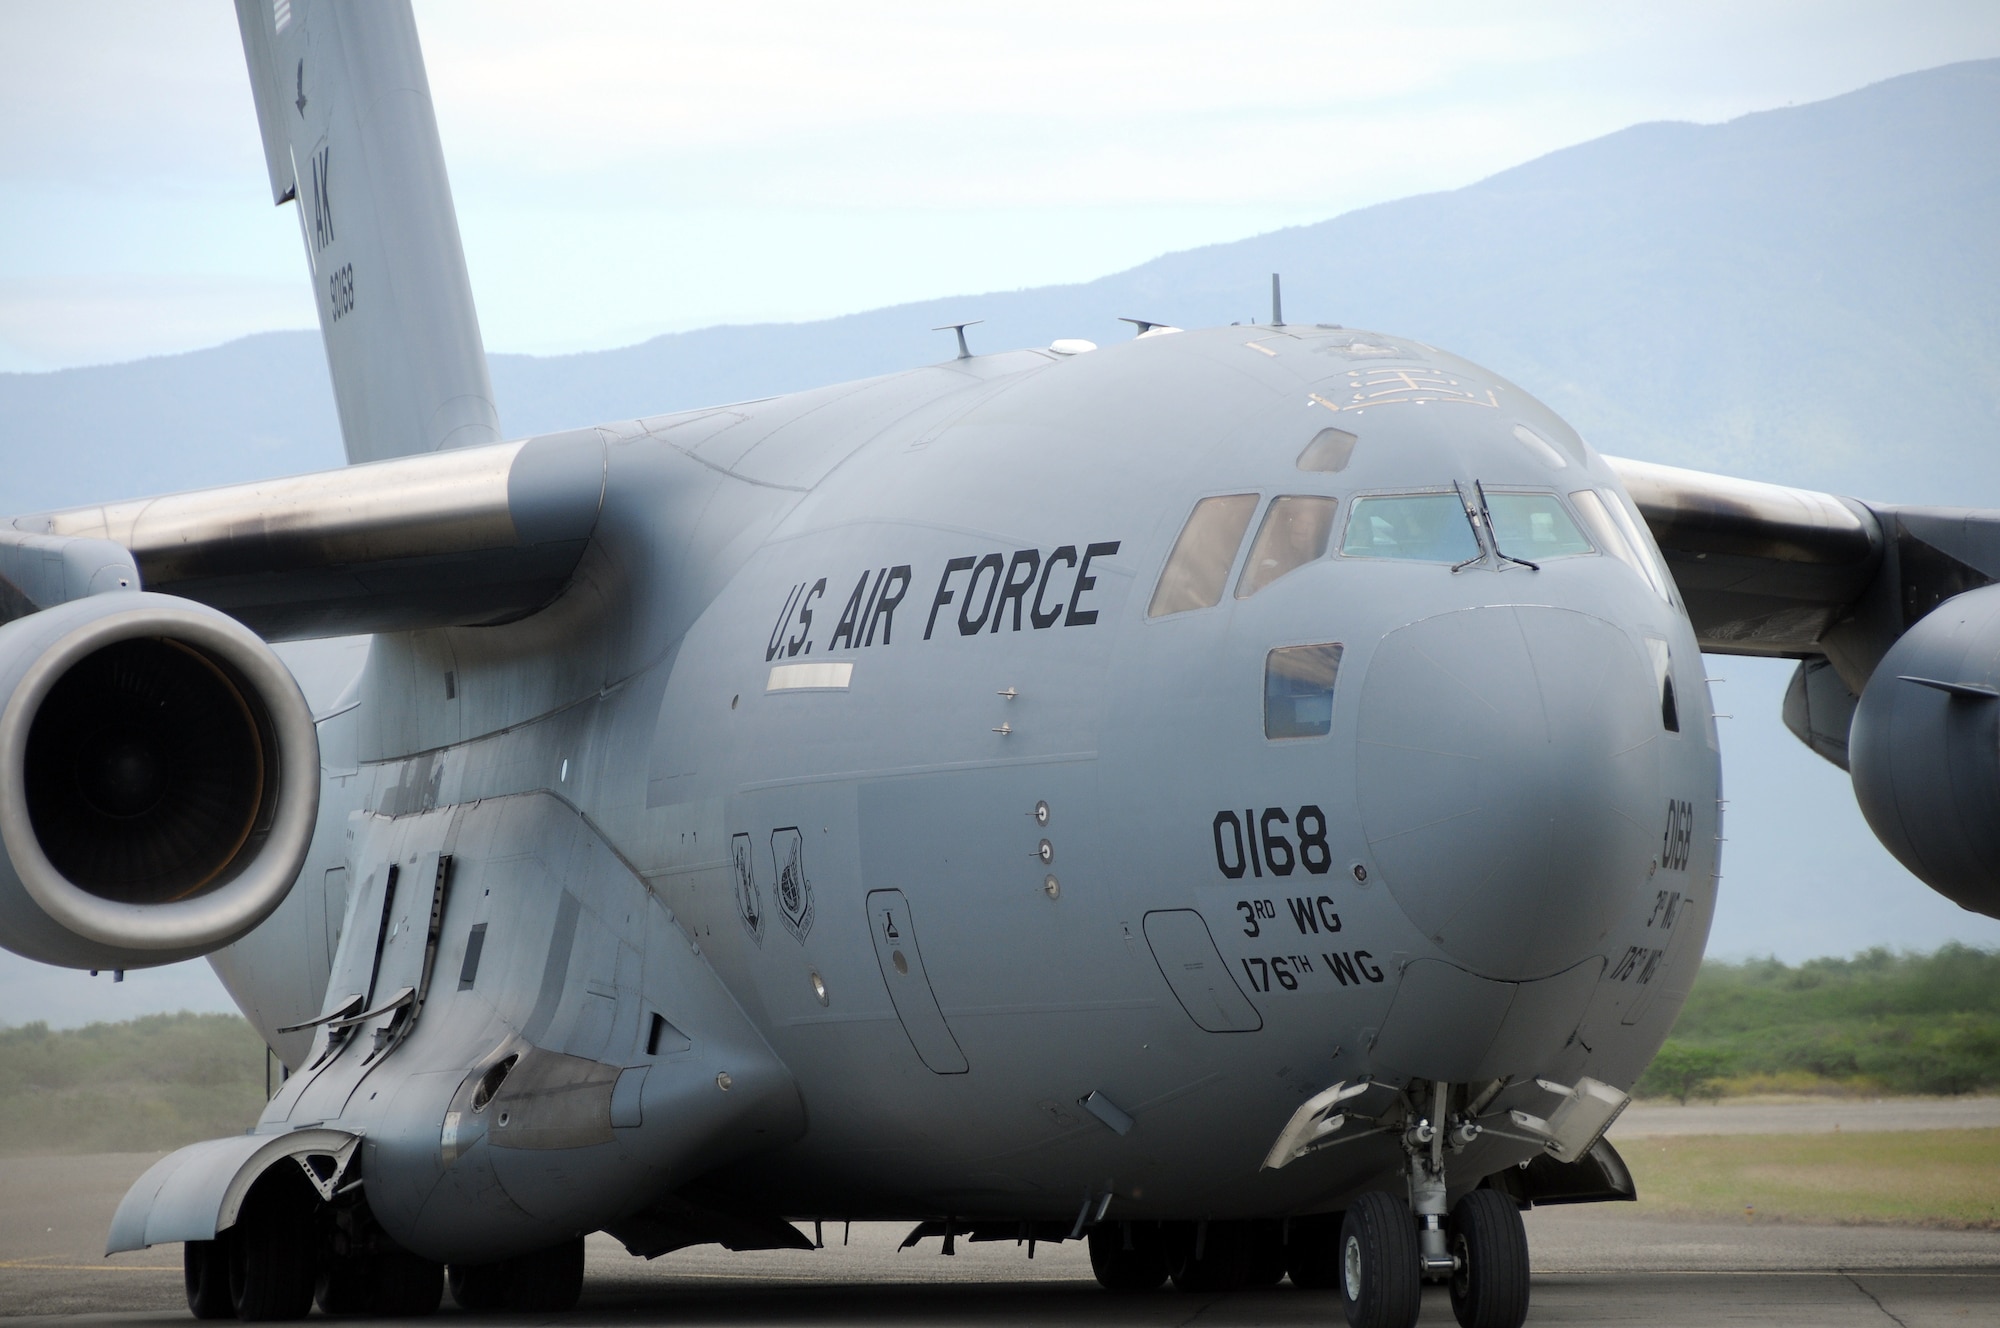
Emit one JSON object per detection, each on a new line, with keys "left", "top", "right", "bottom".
{"left": 0, "top": 1013, "right": 269, "bottom": 1157}
{"left": 1622, "top": 1128, "right": 2000, "bottom": 1229}
{"left": 4, "top": 945, "right": 1995, "bottom": 1154}
{"left": 1637, "top": 944, "right": 2000, "bottom": 1099}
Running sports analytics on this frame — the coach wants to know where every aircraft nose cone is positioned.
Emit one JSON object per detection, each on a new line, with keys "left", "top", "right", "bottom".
{"left": 1355, "top": 606, "right": 1661, "bottom": 980}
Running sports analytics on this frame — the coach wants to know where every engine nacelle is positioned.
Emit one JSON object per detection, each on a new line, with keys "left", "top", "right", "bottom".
{"left": 0, "top": 593, "right": 319, "bottom": 969}
{"left": 1850, "top": 582, "right": 2000, "bottom": 919}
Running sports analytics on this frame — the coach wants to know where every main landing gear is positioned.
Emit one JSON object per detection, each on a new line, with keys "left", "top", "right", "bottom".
{"left": 1338, "top": 1082, "right": 1530, "bottom": 1328}
{"left": 447, "top": 1237, "right": 587, "bottom": 1312}
{"left": 1087, "top": 1219, "right": 1325, "bottom": 1294}
{"left": 180, "top": 1167, "right": 470, "bottom": 1321}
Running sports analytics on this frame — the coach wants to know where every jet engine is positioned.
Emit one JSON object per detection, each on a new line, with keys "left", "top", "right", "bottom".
{"left": 0, "top": 593, "right": 319, "bottom": 969}
{"left": 1850, "top": 582, "right": 2000, "bottom": 918}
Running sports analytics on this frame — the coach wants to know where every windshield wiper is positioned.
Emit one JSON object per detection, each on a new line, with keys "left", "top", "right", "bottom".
{"left": 1451, "top": 481, "right": 1493, "bottom": 573}
{"left": 1475, "top": 480, "right": 1539, "bottom": 572}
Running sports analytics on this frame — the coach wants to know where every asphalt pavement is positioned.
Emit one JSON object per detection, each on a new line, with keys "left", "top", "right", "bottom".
{"left": 4, "top": 1101, "right": 1997, "bottom": 1326}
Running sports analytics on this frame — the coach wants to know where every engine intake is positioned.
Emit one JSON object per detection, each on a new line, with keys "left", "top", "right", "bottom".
{"left": 1850, "top": 582, "right": 2000, "bottom": 918}
{"left": 0, "top": 593, "right": 318, "bottom": 969}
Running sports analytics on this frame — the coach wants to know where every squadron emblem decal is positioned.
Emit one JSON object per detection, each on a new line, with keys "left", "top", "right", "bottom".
{"left": 772, "top": 827, "right": 815, "bottom": 942}
{"left": 731, "top": 832, "right": 764, "bottom": 946}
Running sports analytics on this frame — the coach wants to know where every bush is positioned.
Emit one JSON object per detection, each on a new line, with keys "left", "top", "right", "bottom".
{"left": 1637, "top": 1041, "right": 1735, "bottom": 1103}
{"left": 0, "top": 1011, "right": 268, "bottom": 1155}
{"left": 1641, "top": 945, "right": 2000, "bottom": 1098}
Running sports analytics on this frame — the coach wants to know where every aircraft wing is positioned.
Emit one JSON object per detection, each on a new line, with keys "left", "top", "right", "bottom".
{"left": 8, "top": 436, "right": 1991, "bottom": 663}
{"left": 0, "top": 432, "right": 604, "bottom": 641}
{"left": 1607, "top": 455, "right": 2000, "bottom": 669}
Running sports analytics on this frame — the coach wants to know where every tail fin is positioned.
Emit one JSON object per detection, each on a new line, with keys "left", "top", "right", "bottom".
{"left": 235, "top": 0, "right": 500, "bottom": 463}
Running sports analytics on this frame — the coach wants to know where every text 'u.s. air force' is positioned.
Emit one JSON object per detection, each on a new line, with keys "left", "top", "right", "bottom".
{"left": 766, "top": 541, "right": 1120, "bottom": 662}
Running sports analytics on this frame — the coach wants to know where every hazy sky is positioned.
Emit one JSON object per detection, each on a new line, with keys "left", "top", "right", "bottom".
{"left": 4, "top": 1, "right": 2000, "bottom": 370}
{"left": 4, "top": 3, "right": 2000, "bottom": 1026}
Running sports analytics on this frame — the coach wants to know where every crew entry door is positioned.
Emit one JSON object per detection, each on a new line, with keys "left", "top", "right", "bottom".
{"left": 865, "top": 889, "right": 968, "bottom": 1073}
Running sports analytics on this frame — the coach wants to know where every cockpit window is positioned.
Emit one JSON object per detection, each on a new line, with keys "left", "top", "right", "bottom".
{"left": 1485, "top": 492, "right": 1594, "bottom": 560}
{"left": 1148, "top": 494, "right": 1258, "bottom": 617}
{"left": 1645, "top": 636, "right": 1680, "bottom": 732}
{"left": 1607, "top": 490, "right": 1678, "bottom": 605}
{"left": 1570, "top": 488, "right": 1673, "bottom": 603}
{"left": 1236, "top": 496, "right": 1338, "bottom": 599}
{"left": 1296, "top": 427, "right": 1358, "bottom": 473}
{"left": 1511, "top": 424, "right": 1569, "bottom": 469}
{"left": 1265, "top": 643, "right": 1343, "bottom": 739}
{"left": 1340, "top": 493, "right": 1479, "bottom": 563}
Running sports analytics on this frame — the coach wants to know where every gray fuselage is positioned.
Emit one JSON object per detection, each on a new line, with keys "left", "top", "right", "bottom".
{"left": 215, "top": 322, "right": 1719, "bottom": 1246}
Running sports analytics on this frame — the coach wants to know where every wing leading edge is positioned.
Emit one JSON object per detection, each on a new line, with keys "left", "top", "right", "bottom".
{"left": 1609, "top": 455, "right": 2000, "bottom": 680}
{"left": 1, "top": 431, "right": 604, "bottom": 641}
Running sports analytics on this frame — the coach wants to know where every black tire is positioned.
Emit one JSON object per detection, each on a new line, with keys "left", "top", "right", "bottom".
{"left": 1244, "top": 1220, "right": 1288, "bottom": 1286}
{"left": 1449, "top": 1190, "right": 1530, "bottom": 1328}
{"left": 314, "top": 1259, "right": 371, "bottom": 1316}
{"left": 509, "top": 1238, "right": 585, "bottom": 1313}
{"left": 1339, "top": 1192, "right": 1420, "bottom": 1328}
{"left": 1285, "top": 1212, "right": 1344, "bottom": 1289}
{"left": 1167, "top": 1221, "right": 1251, "bottom": 1293}
{"left": 447, "top": 1260, "right": 513, "bottom": 1312}
{"left": 184, "top": 1238, "right": 236, "bottom": 1320}
{"left": 369, "top": 1250, "right": 444, "bottom": 1317}
{"left": 1089, "top": 1223, "right": 1169, "bottom": 1293}
{"left": 228, "top": 1212, "right": 315, "bottom": 1322}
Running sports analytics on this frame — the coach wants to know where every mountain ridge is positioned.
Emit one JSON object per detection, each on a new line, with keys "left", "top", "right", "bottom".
{"left": 3, "top": 57, "right": 2000, "bottom": 1010}
{"left": 5, "top": 58, "right": 1993, "bottom": 513}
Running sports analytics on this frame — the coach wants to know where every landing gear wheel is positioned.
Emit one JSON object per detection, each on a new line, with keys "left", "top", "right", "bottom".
{"left": 447, "top": 1260, "right": 510, "bottom": 1312}
{"left": 1244, "top": 1221, "right": 1288, "bottom": 1287}
{"left": 1088, "top": 1224, "right": 1168, "bottom": 1292}
{"left": 1168, "top": 1222, "right": 1250, "bottom": 1293}
{"left": 183, "top": 1238, "right": 235, "bottom": 1319}
{"left": 1339, "top": 1192, "right": 1420, "bottom": 1328}
{"left": 449, "top": 1238, "right": 583, "bottom": 1312}
{"left": 369, "top": 1250, "right": 444, "bottom": 1317}
{"left": 1448, "top": 1190, "right": 1530, "bottom": 1328}
{"left": 313, "top": 1259, "right": 371, "bottom": 1316}
{"left": 1285, "top": 1213, "right": 1344, "bottom": 1289}
{"left": 510, "top": 1238, "right": 585, "bottom": 1312}
{"left": 228, "top": 1210, "right": 315, "bottom": 1321}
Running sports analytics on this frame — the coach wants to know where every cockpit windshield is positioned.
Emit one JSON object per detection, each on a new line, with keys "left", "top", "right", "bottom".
{"left": 1340, "top": 493, "right": 1479, "bottom": 563}
{"left": 1485, "top": 492, "right": 1594, "bottom": 560}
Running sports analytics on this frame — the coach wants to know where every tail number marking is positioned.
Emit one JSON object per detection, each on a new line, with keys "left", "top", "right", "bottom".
{"left": 1661, "top": 798, "right": 1694, "bottom": 872}
{"left": 1213, "top": 806, "right": 1331, "bottom": 879}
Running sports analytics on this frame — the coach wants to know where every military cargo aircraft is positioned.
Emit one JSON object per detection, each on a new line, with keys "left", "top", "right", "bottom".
{"left": 4, "top": 6, "right": 1996, "bottom": 1328}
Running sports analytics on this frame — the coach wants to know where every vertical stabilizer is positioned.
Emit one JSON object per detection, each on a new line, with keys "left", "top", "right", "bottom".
{"left": 236, "top": 0, "right": 500, "bottom": 463}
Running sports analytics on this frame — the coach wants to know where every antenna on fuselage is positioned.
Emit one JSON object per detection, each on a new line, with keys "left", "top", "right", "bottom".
{"left": 1271, "top": 273, "right": 1284, "bottom": 327}
{"left": 933, "top": 320, "right": 983, "bottom": 359}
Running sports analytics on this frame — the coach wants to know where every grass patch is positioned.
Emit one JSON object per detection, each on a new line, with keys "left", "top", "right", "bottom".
{"left": 1621, "top": 1128, "right": 2000, "bottom": 1228}
{"left": 1637, "top": 944, "right": 2000, "bottom": 1100}
{"left": 0, "top": 1013, "right": 269, "bottom": 1157}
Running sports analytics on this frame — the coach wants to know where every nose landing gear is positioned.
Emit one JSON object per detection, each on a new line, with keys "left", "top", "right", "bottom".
{"left": 1447, "top": 1190, "right": 1530, "bottom": 1328}
{"left": 1336, "top": 1081, "right": 1530, "bottom": 1328}
{"left": 1338, "top": 1191, "right": 1421, "bottom": 1328}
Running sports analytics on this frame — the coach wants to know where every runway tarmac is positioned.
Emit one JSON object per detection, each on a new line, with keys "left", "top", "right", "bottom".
{"left": 1611, "top": 1094, "right": 2000, "bottom": 1138}
{"left": 5, "top": 1102, "right": 1998, "bottom": 1326}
